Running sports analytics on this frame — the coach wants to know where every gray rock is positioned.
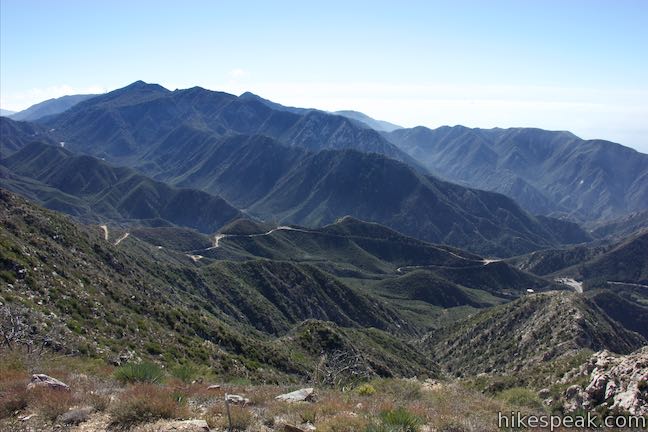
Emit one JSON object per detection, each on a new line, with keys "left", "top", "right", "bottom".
{"left": 156, "top": 420, "right": 210, "bottom": 431}
{"left": 59, "top": 406, "right": 94, "bottom": 425}
{"left": 563, "top": 385, "right": 591, "bottom": 412}
{"left": 276, "top": 388, "right": 315, "bottom": 403}
{"left": 565, "top": 384, "right": 582, "bottom": 399}
{"left": 604, "top": 381, "right": 618, "bottom": 400}
{"left": 585, "top": 373, "right": 609, "bottom": 403}
{"left": 226, "top": 394, "right": 250, "bottom": 405}
{"left": 26, "top": 374, "right": 70, "bottom": 391}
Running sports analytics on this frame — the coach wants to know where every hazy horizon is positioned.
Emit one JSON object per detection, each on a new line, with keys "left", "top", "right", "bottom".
{"left": 2, "top": 0, "right": 647, "bottom": 152}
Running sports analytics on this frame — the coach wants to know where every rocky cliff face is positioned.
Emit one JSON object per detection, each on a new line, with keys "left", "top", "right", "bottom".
{"left": 559, "top": 348, "right": 648, "bottom": 415}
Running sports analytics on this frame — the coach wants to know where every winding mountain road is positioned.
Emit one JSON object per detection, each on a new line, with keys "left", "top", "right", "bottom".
{"left": 194, "top": 224, "right": 503, "bottom": 273}
{"left": 114, "top": 232, "right": 130, "bottom": 246}
{"left": 607, "top": 281, "right": 648, "bottom": 289}
{"left": 396, "top": 255, "right": 501, "bottom": 273}
{"left": 206, "top": 226, "right": 311, "bottom": 250}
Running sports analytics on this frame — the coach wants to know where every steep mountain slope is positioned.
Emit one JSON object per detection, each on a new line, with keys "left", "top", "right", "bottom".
{"left": 0, "top": 117, "right": 57, "bottom": 156}
{"left": 586, "top": 209, "right": 648, "bottom": 239}
{"left": 425, "top": 291, "right": 646, "bottom": 375}
{"left": 246, "top": 149, "right": 590, "bottom": 256}
{"left": 0, "top": 189, "right": 435, "bottom": 379}
{"left": 10, "top": 94, "right": 97, "bottom": 121}
{"left": 587, "top": 290, "right": 648, "bottom": 339}
{"left": 386, "top": 126, "right": 648, "bottom": 221}
{"left": 512, "top": 231, "right": 648, "bottom": 285}
{"left": 202, "top": 216, "right": 488, "bottom": 272}
{"left": 509, "top": 244, "right": 608, "bottom": 277}
{"left": 155, "top": 131, "right": 310, "bottom": 209}
{"left": 2, "top": 141, "right": 243, "bottom": 233}
{"left": 371, "top": 271, "right": 502, "bottom": 309}
{"left": 577, "top": 232, "right": 648, "bottom": 284}
{"left": 41, "top": 81, "right": 416, "bottom": 166}
{"left": 206, "top": 215, "right": 552, "bottom": 285}
{"left": 185, "top": 215, "right": 558, "bottom": 330}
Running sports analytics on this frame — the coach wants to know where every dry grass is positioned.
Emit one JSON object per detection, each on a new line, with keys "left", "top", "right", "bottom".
{"left": 0, "top": 370, "right": 30, "bottom": 419}
{"left": 318, "top": 412, "right": 370, "bottom": 432}
{"left": 109, "top": 383, "right": 188, "bottom": 427}
{"left": 0, "top": 352, "right": 584, "bottom": 432}
{"left": 206, "top": 402, "right": 253, "bottom": 431}
{"left": 28, "top": 386, "right": 77, "bottom": 421}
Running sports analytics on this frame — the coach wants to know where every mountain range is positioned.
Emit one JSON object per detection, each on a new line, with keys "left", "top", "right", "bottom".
{"left": 0, "top": 82, "right": 599, "bottom": 257}
{"left": 39, "top": 81, "right": 416, "bottom": 166}
{"left": 2, "top": 141, "right": 243, "bottom": 233}
{"left": 6, "top": 81, "right": 647, "bottom": 226}
{"left": 2, "top": 116, "right": 588, "bottom": 257}
{"left": 8, "top": 94, "right": 97, "bottom": 122}
{"left": 386, "top": 126, "right": 648, "bottom": 221}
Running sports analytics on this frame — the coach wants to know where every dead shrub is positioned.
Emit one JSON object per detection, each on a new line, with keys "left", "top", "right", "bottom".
{"left": 206, "top": 402, "right": 253, "bottom": 431}
{"left": 0, "top": 372, "right": 30, "bottom": 419}
{"left": 28, "top": 386, "right": 76, "bottom": 421}
{"left": 109, "top": 384, "right": 186, "bottom": 427}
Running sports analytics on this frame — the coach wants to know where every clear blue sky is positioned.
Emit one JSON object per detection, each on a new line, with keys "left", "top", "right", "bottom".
{"left": 2, "top": 0, "right": 647, "bottom": 151}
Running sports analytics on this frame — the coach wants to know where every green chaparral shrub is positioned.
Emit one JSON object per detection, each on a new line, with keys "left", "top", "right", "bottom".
{"left": 374, "top": 407, "right": 423, "bottom": 432}
{"left": 356, "top": 383, "right": 376, "bottom": 396}
{"left": 114, "top": 362, "right": 164, "bottom": 384}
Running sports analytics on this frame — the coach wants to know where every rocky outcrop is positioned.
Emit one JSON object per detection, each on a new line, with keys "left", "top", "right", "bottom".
{"left": 560, "top": 348, "right": 648, "bottom": 415}
{"left": 563, "top": 384, "right": 591, "bottom": 412}
{"left": 26, "top": 374, "right": 70, "bottom": 391}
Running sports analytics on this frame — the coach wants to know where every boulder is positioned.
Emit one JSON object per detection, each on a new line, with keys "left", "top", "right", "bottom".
{"left": 155, "top": 419, "right": 210, "bottom": 431}
{"left": 563, "top": 385, "right": 591, "bottom": 412}
{"left": 604, "top": 381, "right": 618, "bottom": 400}
{"left": 585, "top": 373, "right": 609, "bottom": 403}
{"left": 26, "top": 374, "right": 70, "bottom": 391}
{"left": 226, "top": 394, "right": 250, "bottom": 405}
{"left": 284, "top": 424, "right": 316, "bottom": 432}
{"left": 275, "top": 388, "right": 315, "bottom": 403}
{"left": 60, "top": 406, "right": 94, "bottom": 425}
